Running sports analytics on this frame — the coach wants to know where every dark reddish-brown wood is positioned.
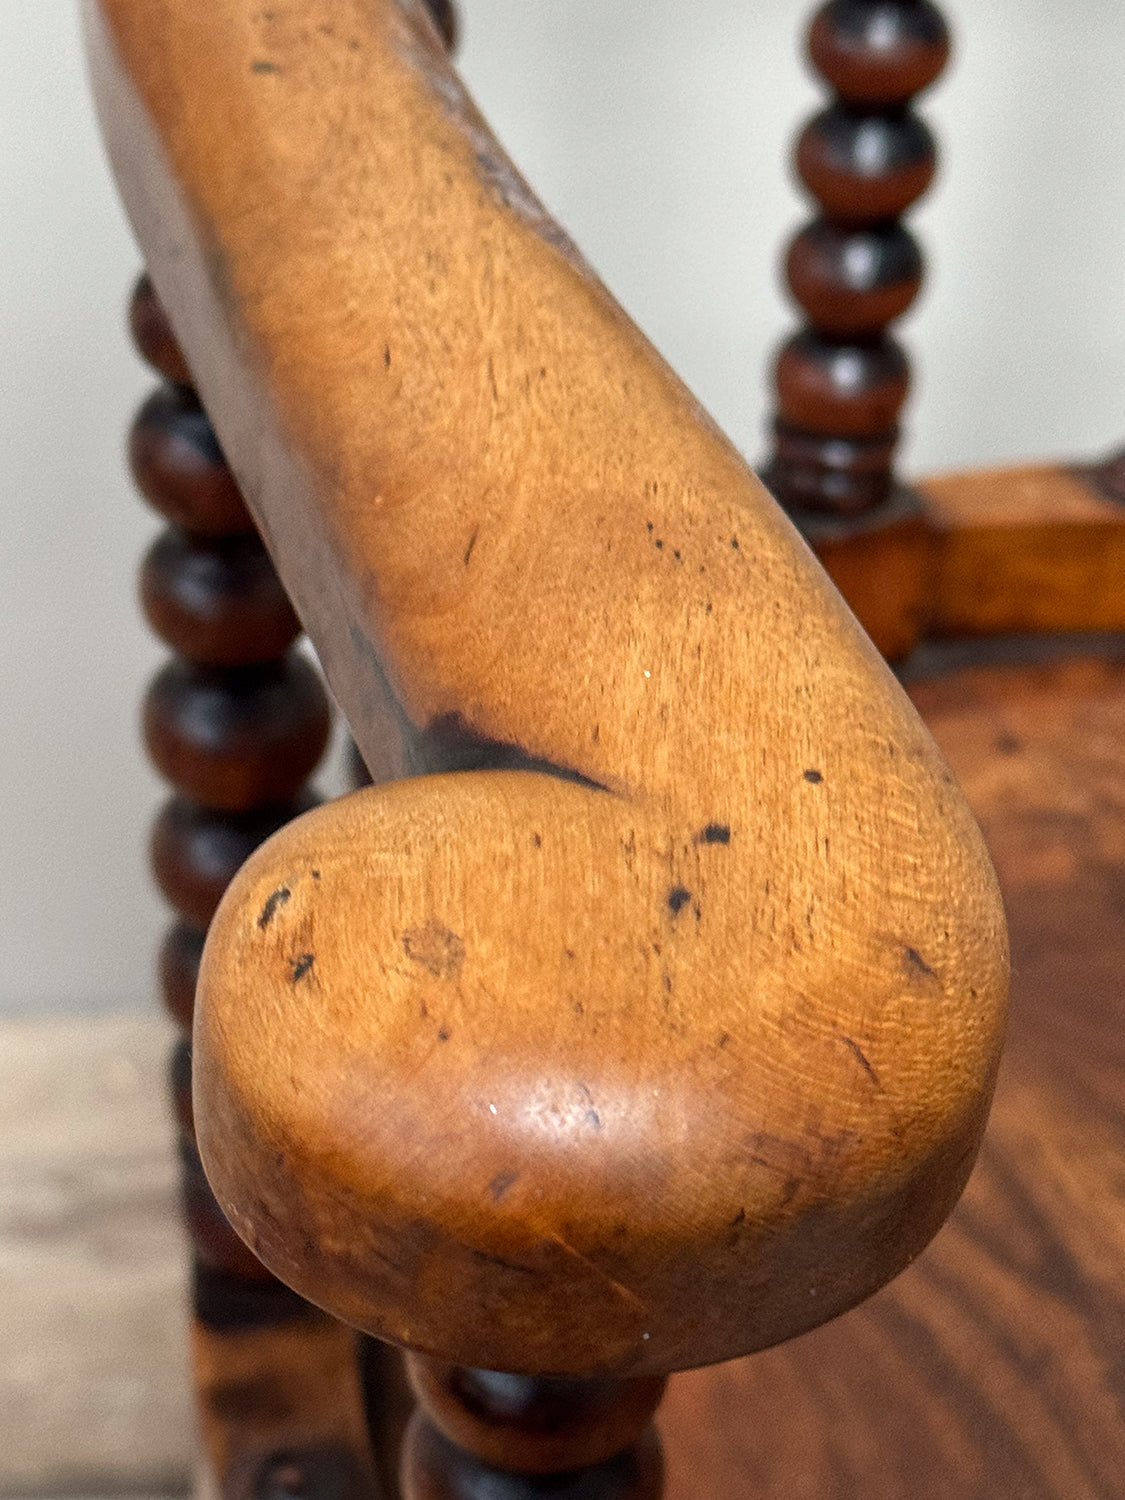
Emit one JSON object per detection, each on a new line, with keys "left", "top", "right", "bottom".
{"left": 151, "top": 793, "right": 317, "bottom": 929}
{"left": 141, "top": 528, "right": 301, "bottom": 664}
{"left": 422, "top": 0, "right": 458, "bottom": 52}
{"left": 159, "top": 918, "right": 207, "bottom": 1029}
{"left": 126, "top": 274, "right": 378, "bottom": 1496}
{"left": 129, "top": 384, "right": 253, "bottom": 534}
{"left": 764, "top": 0, "right": 951, "bottom": 660}
{"left": 407, "top": 1358, "right": 666, "bottom": 1477}
{"left": 403, "top": 1414, "right": 663, "bottom": 1500}
{"left": 143, "top": 656, "right": 330, "bottom": 812}
{"left": 130, "top": 271, "right": 193, "bottom": 386}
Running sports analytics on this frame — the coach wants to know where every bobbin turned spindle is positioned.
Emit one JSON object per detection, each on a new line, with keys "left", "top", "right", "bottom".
{"left": 764, "top": 0, "right": 950, "bottom": 657}
{"left": 126, "top": 278, "right": 378, "bottom": 1495}
{"left": 128, "top": 271, "right": 332, "bottom": 1308}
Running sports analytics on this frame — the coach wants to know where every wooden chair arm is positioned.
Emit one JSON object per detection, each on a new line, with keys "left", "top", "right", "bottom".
{"left": 86, "top": 0, "right": 1007, "bottom": 1377}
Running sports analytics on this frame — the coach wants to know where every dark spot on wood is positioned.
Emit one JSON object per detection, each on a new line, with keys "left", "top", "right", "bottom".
{"left": 578, "top": 1083, "right": 602, "bottom": 1131}
{"left": 462, "top": 527, "right": 479, "bottom": 565}
{"left": 573, "top": 1000, "right": 584, "bottom": 1015}
{"left": 384, "top": 344, "right": 391, "bottom": 368}
{"left": 673, "top": 549, "right": 682, "bottom": 561}
{"left": 311, "top": 869, "right": 321, "bottom": 881}
{"left": 662, "top": 971, "right": 673, "bottom": 993}
{"left": 489, "top": 1170, "right": 519, "bottom": 1202}
{"left": 290, "top": 953, "right": 314, "bottom": 983}
{"left": 437, "top": 1026, "right": 450, "bottom": 1041}
{"left": 841, "top": 1036, "right": 881, "bottom": 1088}
{"left": 565, "top": 947, "right": 576, "bottom": 959}
{"left": 646, "top": 521, "right": 653, "bottom": 532}
{"left": 251, "top": 59, "right": 281, "bottom": 73}
{"left": 532, "top": 832, "right": 542, "bottom": 848}
{"left": 903, "top": 945, "right": 938, "bottom": 981}
{"left": 804, "top": 769, "right": 824, "bottom": 783}
{"left": 731, "top": 536, "right": 740, "bottom": 549}
{"left": 403, "top": 921, "right": 466, "bottom": 979}
{"left": 667, "top": 885, "right": 692, "bottom": 915}
{"left": 728, "top": 1208, "right": 746, "bottom": 1229}
{"left": 996, "top": 732, "right": 1021, "bottom": 754}
{"left": 655, "top": 538, "right": 664, "bottom": 550}
{"left": 705, "top": 601, "right": 713, "bottom": 614}
{"left": 718, "top": 1032, "right": 731, "bottom": 1048}
{"left": 257, "top": 886, "right": 291, "bottom": 929}
{"left": 701, "top": 823, "right": 731, "bottom": 845}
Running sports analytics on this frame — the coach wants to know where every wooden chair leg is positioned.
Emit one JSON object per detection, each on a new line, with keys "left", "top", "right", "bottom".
{"left": 763, "top": 0, "right": 951, "bottom": 660}
{"left": 128, "top": 273, "right": 379, "bottom": 1498}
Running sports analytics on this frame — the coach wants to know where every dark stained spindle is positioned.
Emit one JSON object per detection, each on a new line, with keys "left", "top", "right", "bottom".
{"left": 763, "top": 0, "right": 950, "bottom": 658}
{"left": 127, "top": 274, "right": 376, "bottom": 1495}
{"left": 128, "top": 271, "right": 331, "bottom": 1289}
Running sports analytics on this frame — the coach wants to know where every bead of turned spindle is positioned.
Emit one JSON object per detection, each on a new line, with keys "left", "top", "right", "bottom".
{"left": 406, "top": 1358, "right": 666, "bottom": 1476}
{"left": 129, "top": 385, "right": 253, "bottom": 535}
{"left": 143, "top": 654, "right": 331, "bottom": 812}
{"left": 129, "top": 271, "right": 193, "bottom": 385}
{"left": 192, "top": 1260, "right": 314, "bottom": 1332}
{"left": 785, "top": 220, "right": 922, "bottom": 337}
{"left": 795, "top": 106, "right": 937, "bottom": 223}
{"left": 170, "top": 1035, "right": 195, "bottom": 1141}
{"left": 402, "top": 1412, "right": 663, "bottom": 1500}
{"left": 181, "top": 1137, "right": 277, "bottom": 1280}
{"left": 248, "top": 1447, "right": 373, "bottom": 1500}
{"left": 159, "top": 919, "right": 206, "bottom": 1028}
{"left": 151, "top": 793, "right": 318, "bottom": 929}
{"left": 423, "top": 0, "right": 458, "bottom": 51}
{"left": 141, "top": 528, "right": 301, "bottom": 665}
{"left": 775, "top": 331, "right": 909, "bottom": 436}
{"left": 808, "top": 0, "right": 950, "bottom": 105}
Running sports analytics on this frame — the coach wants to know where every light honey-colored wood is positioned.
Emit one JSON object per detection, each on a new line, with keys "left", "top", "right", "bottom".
{"left": 86, "top": 0, "right": 1008, "bottom": 1377}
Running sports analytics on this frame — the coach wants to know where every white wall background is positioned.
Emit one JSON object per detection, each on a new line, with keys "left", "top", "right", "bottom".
{"left": 3, "top": 2, "right": 1123, "bottom": 1015}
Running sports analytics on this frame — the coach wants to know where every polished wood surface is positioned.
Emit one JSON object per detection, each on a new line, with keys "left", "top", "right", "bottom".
{"left": 655, "top": 650, "right": 1125, "bottom": 1498}
{"left": 86, "top": 0, "right": 1006, "bottom": 1377}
